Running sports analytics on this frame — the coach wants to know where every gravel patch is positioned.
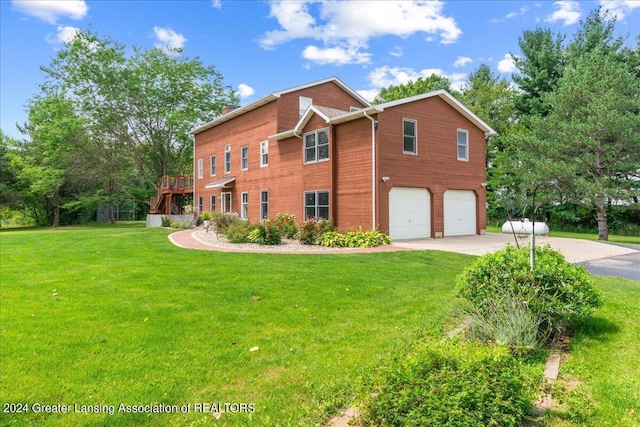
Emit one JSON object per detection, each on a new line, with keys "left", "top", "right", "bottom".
{"left": 191, "top": 228, "right": 344, "bottom": 252}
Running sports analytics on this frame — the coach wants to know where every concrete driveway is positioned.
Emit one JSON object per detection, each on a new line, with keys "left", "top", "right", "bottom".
{"left": 393, "top": 233, "right": 640, "bottom": 280}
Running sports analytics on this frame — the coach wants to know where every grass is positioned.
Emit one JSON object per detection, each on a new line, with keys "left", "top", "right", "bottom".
{"left": 486, "top": 225, "right": 640, "bottom": 246}
{"left": 0, "top": 223, "right": 473, "bottom": 426}
{"left": 544, "top": 276, "right": 640, "bottom": 427}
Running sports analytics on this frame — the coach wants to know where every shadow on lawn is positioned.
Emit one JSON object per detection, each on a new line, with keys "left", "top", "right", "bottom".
{"left": 570, "top": 315, "right": 620, "bottom": 343}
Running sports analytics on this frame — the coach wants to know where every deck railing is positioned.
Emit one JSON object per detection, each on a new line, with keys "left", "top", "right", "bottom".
{"left": 150, "top": 175, "right": 193, "bottom": 212}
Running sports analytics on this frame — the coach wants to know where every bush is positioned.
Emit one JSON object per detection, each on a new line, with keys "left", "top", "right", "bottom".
{"left": 271, "top": 212, "right": 298, "bottom": 239}
{"left": 318, "top": 229, "right": 391, "bottom": 248}
{"left": 223, "top": 220, "right": 256, "bottom": 243}
{"left": 211, "top": 211, "right": 242, "bottom": 236}
{"left": 298, "top": 217, "right": 335, "bottom": 245}
{"left": 247, "top": 220, "right": 282, "bottom": 245}
{"left": 161, "top": 216, "right": 172, "bottom": 227}
{"left": 359, "top": 339, "right": 532, "bottom": 427}
{"left": 456, "top": 245, "right": 602, "bottom": 334}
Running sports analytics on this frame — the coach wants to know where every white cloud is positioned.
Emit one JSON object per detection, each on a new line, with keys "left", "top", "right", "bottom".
{"left": 599, "top": 0, "right": 640, "bottom": 20}
{"left": 302, "top": 43, "right": 371, "bottom": 65}
{"left": 389, "top": 46, "right": 404, "bottom": 57}
{"left": 454, "top": 56, "right": 472, "bottom": 68}
{"left": 356, "top": 89, "right": 380, "bottom": 103}
{"left": 546, "top": 1, "right": 582, "bottom": 26}
{"left": 11, "top": 0, "right": 88, "bottom": 24}
{"left": 153, "top": 26, "right": 187, "bottom": 51}
{"left": 237, "top": 83, "right": 255, "bottom": 99}
{"left": 497, "top": 54, "right": 517, "bottom": 73}
{"left": 46, "top": 25, "right": 80, "bottom": 44}
{"left": 490, "top": 6, "right": 529, "bottom": 23}
{"left": 260, "top": 1, "right": 461, "bottom": 65}
{"left": 367, "top": 66, "right": 467, "bottom": 91}
{"left": 212, "top": 0, "right": 222, "bottom": 9}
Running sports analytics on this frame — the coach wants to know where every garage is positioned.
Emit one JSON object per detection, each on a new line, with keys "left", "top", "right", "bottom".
{"left": 389, "top": 187, "right": 431, "bottom": 239}
{"left": 444, "top": 190, "right": 477, "bottom": 236}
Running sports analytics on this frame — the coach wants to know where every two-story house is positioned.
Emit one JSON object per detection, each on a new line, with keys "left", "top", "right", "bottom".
{"left": 190, "top": 77, "right": 495, "bottom": 239}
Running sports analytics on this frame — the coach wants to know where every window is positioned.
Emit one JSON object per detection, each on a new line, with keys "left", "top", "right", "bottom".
{"left": 198, "top": 196, "right": 203, "bottom": 213}
{"left": 260, "top": 140, "right": 269, "bottom": 167}
{"left": 197, "top": 158, "right": 204, "bottom": 179}
{"left": 403, "top": 119, "right": 417, "bottom": 154}
{"left": 260, "top": 190, "right": 269, "bottom": 220}
{"left": 210, "top": 194, "right": 216, "bottom": 212}
{"left": 241, "top": 146, "right": 248, "bottom": 170}
{"left": 241, "top": 192, "right": 249, "bottom": 220}
{"left": 210, "top": 155, "right": 216, "bottom": 176}
{"left": 304, "top": 128, "right": 329, "bottom": 164}
{"left": 304, "top": 190, "right": 329, "bottom": 220}
{"left": 224, "top": 145, "right": 231, "bottom": 173}
{"left": 221, "top": 192, "right": 232, "bottom": 213}
{"left": 457, "top": 129, "right": 469, "bottom": 161}
{"left": 299, "top": 96, "right": 312, "bottom": 117}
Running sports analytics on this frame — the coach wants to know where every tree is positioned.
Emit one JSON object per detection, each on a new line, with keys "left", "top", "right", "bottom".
{"left": 39, "top": 30, "right": 237, "bottom": 206}
{"left": 512, "top": 28, "right": 565, "bottom": 117}
{"left": 376, "top": 74, "right": 459, "bottom": 103}
{"left": 513, "top": 46, "right": 640, "bottom": 240}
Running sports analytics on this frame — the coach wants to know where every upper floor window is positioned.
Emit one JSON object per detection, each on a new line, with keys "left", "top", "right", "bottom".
{"left": 260, "top": 140, "right": 269, "bottom": 167}
{"left": 197, "top": 158, "right": 204, "bottom": 179}
{"left": 299, "top": 96, "right": 312, "bottom": 117}
{"left": 304, "top": 190, "right": 329, "bottom": 220}
{"left": 224, "top": 144, "right": 231, "bottom": 173}
{"left": 304, "top": 128, "right": 329, "bottom": 164}
{"left": 210, "top": 155, "right": 216, "bottom": 176}
{"left": 241, "top": 145, "right": 249, "bottom": 170}
{"left": 457, "top": 129, "right": 469, "bottom": 161}
{"left": 403, "top": 119, "right": 417, "bottom": 154}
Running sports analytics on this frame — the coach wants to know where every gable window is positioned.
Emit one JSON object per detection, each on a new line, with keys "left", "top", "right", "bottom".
{"left": 304, "top": 128, "right": 329, "bottom": 164}
{"left": 260, "top": 190, "right": 269, "bottom": 220}
{"left": 457, "top": 129, "right": 469, "bottom": 161}
{"left": 403, "top": 119, "right": 417, "bottom": 154}
{"left": 210, "top": 194, "right": 216, "bottom": 212}
{"left": 210, "top": 155, "right": 216, "bottom": 176}
{"left": 304, "top": 190, "right": 329, "bottom": 220}
{"left": 197, "top": 158, "right": 203, "bottom": 179}
{"left": 299, "top": 96, "right": 312, "bottom": 117}
{"left": 241, "top": 145, "right": 248, "bottom": 170}
{"left": 224, "top": 145, "right": 231, "bottom": 173}
{"left": 241, "top": 192, "right": 249, "bottom": 220}
{"left": 260, "top": 140, "right": 269, "bottom": 167}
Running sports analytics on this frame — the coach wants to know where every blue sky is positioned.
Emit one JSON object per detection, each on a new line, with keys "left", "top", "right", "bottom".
{"left": 2, "top": 0, "right": 639, "bottom": 140}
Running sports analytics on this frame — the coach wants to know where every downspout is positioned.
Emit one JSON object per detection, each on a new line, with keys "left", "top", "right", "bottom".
{"left": 363, "top": 110, "right": 377, "bottom": 230}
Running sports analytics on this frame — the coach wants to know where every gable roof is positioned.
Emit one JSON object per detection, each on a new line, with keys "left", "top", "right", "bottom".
{"left": 190, "top": 77, "right": 371, "bottom": 136}
{"left": 330, "top": 89, "right": 496, "bottom": 136}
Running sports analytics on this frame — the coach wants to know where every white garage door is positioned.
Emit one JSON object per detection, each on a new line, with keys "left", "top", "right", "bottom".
{"left": 389, "top": 187, "right": 431, "bottom": 239}
{"left": 444, "top": 190, "right": 477, "bottom": 236}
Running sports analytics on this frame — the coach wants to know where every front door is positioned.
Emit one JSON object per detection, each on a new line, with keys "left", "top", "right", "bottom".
{"left": 221, "top": 192, "right": 232, "bottom": 213}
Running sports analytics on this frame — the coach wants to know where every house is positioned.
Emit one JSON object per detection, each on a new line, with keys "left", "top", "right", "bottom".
{"left": 190, "top": 77, "right": 495, "bottom": 239}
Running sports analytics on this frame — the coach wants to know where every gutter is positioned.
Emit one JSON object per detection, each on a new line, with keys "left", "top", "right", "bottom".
{"left": 363, "top": 110, "right": 377, "bottom": 230}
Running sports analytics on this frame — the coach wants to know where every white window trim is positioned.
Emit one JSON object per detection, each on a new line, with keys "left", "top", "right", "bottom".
{"left": 303, "top": 189, "right": 330, "bottom": 220}
{"left": 457, "top": 128, "right": 469, "bottom": 161}
{"left": 210, "top": 194, "right": 216, "bottom": 212}
{"left": 198, "top": 196, "right": 203, "bottom": 213}
{"left": 299, "top": 96, "right": 312, "bottom": 117}
{"left": 221, "top": 192, "right": 232, "bottom": 213}
{"left": 260, "top": 140, "right": 269, "bottom": 167}
{"left": 403, "top": 118, "right": 418, "bottom": 155}
{"left": 224, "top": 144, "right": 231, "bottom": 174}
{"left": 210, "top": 155, "right": 216, "bottom": 177}
{"left": 197, "top": 158, "right": 204, "bottom": 179}
{"left": 303, "top": 128, "right": 330, "bottom": 165}
{"left": 241, "top": 192, "right": 249, "bottom": 220}
{"left": 241, "top": 145, "right": 249, "bottom": 171}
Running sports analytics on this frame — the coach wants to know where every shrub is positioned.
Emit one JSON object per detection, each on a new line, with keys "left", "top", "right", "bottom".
{"left": 298, "top": 217, "right": 335, "bottom": 245}
{"left": 161, "top": 216, "right": 172, "bottom": 227}
{"left": 318, "top": 229, "right": 392, "bottom": 248}
{"left": 211, "top": 211, "right": 242, "bottom": 236}
{"left": 456, "top": 245, "right": 602, "bottom": 334}
{"left": 247, "top": 220, "right": 282, "bottom": 245}
{"left": 359, "top": 338, "right": 532, "bottom": 427}
{"left": 223, "top": 220, "right": 257, "bottom": 243}
{"left": 271, "top": 212, "right": 298, "bottom": 239}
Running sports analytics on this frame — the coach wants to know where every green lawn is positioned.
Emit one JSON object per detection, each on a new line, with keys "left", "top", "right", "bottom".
{"left": 0, "top": 223, "right": 472, "bottom": 426}
{"left": 2, "top": 223, "right": 638, "bottom": 426}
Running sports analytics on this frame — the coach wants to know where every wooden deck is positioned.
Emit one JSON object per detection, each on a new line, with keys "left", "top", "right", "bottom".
{"left": 149, "top": 175, "right": 193, "bottom": 215}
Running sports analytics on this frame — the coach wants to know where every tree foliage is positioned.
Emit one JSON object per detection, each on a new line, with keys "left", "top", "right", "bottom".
{"left": 376, "top": 74, "right": 459, "bottom": 103}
